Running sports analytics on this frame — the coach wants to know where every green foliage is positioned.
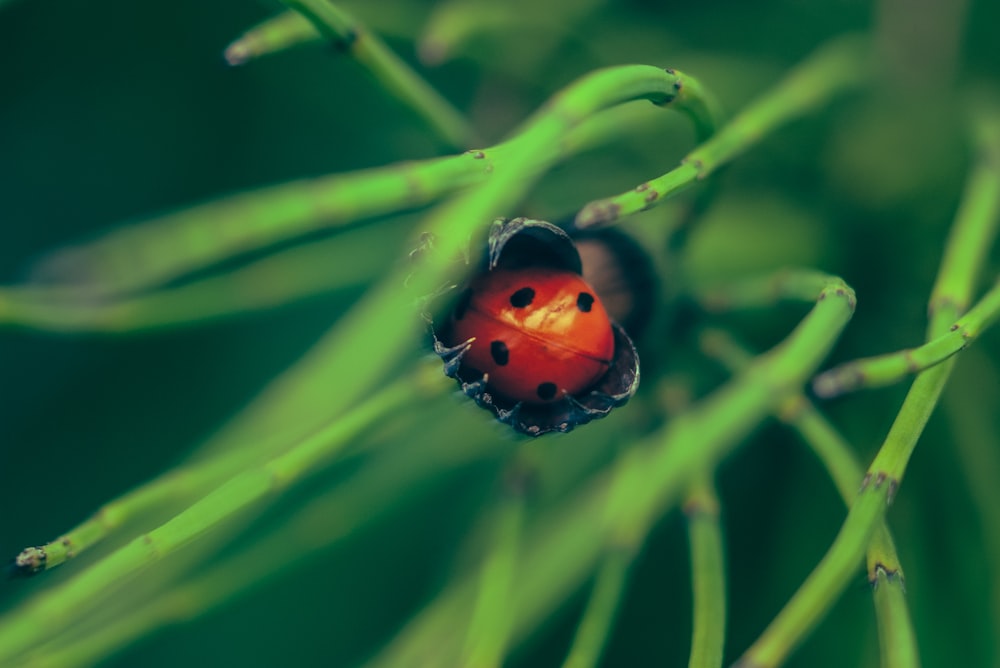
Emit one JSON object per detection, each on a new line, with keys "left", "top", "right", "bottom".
{"left": 2, "top": 1, "right": 1000, "bottom": 667}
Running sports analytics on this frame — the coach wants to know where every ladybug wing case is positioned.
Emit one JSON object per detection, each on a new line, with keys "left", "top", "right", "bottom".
{"left": 429, "top": 218, "right": 641, "bottom": 436}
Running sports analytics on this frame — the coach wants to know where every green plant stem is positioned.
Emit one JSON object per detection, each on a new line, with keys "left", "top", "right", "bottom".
{"left": 5, "top": 65, "right": 717, "bottom": 584}
{"left": 685, "top": 477, "right": 726, "bottom": 668}
{"left": 47, "top": 388, "right": 397, "bottom": 577}
{"left": 461, "top": 451, "right": 540, "bottom": 668}
{"left": 15, "top": 67, "right": 717, "bottom": 315}
{"left": 560, "top": 548, "right": 633, "bottom": 668}
{"left": 814, "top": 108, "right": 1000, "bottom": 396}
{"left": 0, "top": 61, "right": 724, "bottom": 661}
{"left": 928, "top": 103, "right": 1000, "bottom": 316}
{"left": 15, "top": 419, "right": 490, "bottom": 668}
{"left": 561, "top": 448, "right": 644, "bottom": 668}
{"left": 812, "top": 275, "right": 1000, "bottom": 396}
{"left": 696, "top": 269, "right": 849, "bottom": 311}
{"left": 699, "top": 329, "right": 917, "bottom": 666}
{"left": 538, "top": 64, "right": 721, "bottom": 229}
{"left": 224, "top": 9, "right": 317, "bottom": 65}
{"left": 27, "top": 152, "right": 491, "bottom": 298}
{"left": 190, "top": 63, "right": 713, "bottom": 467}
{"left": 370, "top": 276, "right": 854, "bottom": 667}
{"left": 419, "top": 2, "right": 533, "bottom": 66}
{"left": 735, "top": 103, "right": 1000, "bottom": 667}
{"left": 604, "top": 278, "right": 854, "bottom": 543}
{"left": 0, "top": 229, "right": 386, "bottom": 333}
{"left": 0, "top": 379, "right": 411, "bottom": 662}
{"left": 575, "top": 34, "right": 870, "bottom": 228}
{"left": 732, "top": 465, "right": 907, "bottom": 668}
{"left": 872, "top": 568, "right": 921, "bottom": 668}
{"left": 945, "top": 348, "right": 1000, "bottom": 668}
{"left": 462, "top": 481, "right": 526, "bottom": 668}
{"left": 10, "top": 364, "right": 448, "bottom": 577}
{"left": 733, "top": 253, "right": 965, "bottom": 668}
{"left": 12, "top": 452, "right": 251, "bottom": 575}
{"left": 223, "top": 3, "right": 424, "bottom": 66}
{"left": 280, "top": 0, "right": 476, "bottom": 150}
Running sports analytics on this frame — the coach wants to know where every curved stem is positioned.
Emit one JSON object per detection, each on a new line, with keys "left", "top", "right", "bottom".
{"left": 370, "top": 276, "right": 854, "bottom": 667}
{"left": 736, "top": 99, "right": 1000, "bottom": 668}
{"left": 560, "top": 549, "right": 633, "bottom": 668}
{"left": 812, "top": 276, "right": 1000, "bottom": 397}
{"left": 280, "top": 0, "right": 477, "bottom": 150}
{"left": 574, "top": 34, "right": 870, "bottom": 228}
{"left": 685, "top": 476, "right": 726, "bottom": 668}
{"left": 0, "top": 379, "right": 410, "bottom": 662}
{"left": 700, "top": 328, "right": 917, "bottom": 666}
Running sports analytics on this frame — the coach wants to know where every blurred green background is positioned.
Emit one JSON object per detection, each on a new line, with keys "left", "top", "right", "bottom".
{"left": 2, "top": 0, "right": 1000, "bottom": 666}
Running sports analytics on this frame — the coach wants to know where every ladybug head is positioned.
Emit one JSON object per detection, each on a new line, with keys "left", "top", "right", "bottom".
{"left": 429, "top": 217, "right": 641, "bottom": 436}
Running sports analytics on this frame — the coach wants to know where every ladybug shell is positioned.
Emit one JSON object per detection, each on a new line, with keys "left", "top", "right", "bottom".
{"left": 448, "top": 267, "right": 615, "bottom": 404}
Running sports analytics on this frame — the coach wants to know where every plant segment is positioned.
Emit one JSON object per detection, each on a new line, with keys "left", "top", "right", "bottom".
{"left": 574, "top": 35, "right": 870, "bottom": 229}
{"left": 735, "top": 98, "right": 1000, "bottom": 668}
{"left": 370, "top": 274, "right": 856, "bottom": 667}
{"left": 2, "top": 15, "right": 952, "bottom": 667}
{"left": 813, "top": 108, "right": 1000, "bottom": 397}
{"left": 5, "top": 60, "right": 717, "bottom": 576}
{"left": 700, "top": 329, "right": 917, "bottom": 667}
{"left": 0, "top": 10, "right": 736, "bottom": 661}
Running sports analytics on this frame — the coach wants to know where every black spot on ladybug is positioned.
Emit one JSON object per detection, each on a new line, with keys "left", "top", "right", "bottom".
{"left": 490, "top": 340, "right": 510, "bottom": 366}
{"left": 536, "top": 382, "right": 557, "bottom": 401}
{"left": 577, "top": 292, "right": 595, "bottom": 313}
{"left": 510, "top": 287, "right": 535, "bottom": 308}
{"left": 453, "top": 289, "right": 472, "bottom": 320}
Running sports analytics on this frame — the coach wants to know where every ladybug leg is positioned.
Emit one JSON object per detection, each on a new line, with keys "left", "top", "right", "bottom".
{"left": 433, "top": 338, "right": 491, "bottom": 401}
{"left": 546, "top": 395, "right": 592, "bottom": 433}
{"left": 501, "top": 403, "right": 544, "bottom": 437}
{"left": 495, "top": 401, "right": 523, "bottom": 427}
{"left": 461, "top": 374, "right": 490, "bottom": 400}
{"left": 564, "top": 393, "right": 597, "bottom": 422}
{"left": 433, "top": 337, "right": 474, "bottom": 378}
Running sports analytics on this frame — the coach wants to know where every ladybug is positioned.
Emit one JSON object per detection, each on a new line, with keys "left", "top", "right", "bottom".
{"left": 430, "top": 218, "right": 642, "bottom": 436}
{"left": 447, "top": 267, "right": 615, "bottom": 404}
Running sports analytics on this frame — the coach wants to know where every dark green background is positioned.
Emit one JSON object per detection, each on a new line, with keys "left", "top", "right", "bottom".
{"left": 2, "top": 1, "right": 999, "bottom": 666}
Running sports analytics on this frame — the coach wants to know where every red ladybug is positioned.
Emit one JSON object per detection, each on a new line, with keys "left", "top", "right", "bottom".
{"left": 429, "top": 217, "right": 641, "bottom": 436}
{"left": 448, "top": 267, "right": 615, "bottom": 404}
